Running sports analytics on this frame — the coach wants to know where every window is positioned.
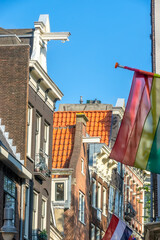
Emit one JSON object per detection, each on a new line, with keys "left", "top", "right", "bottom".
{"left": 79, "top": 191, "right": 85, "bottom": 223}
{"left": 52, "top": 178, "right": 71, "bottom": 209}
{"left": 35, "top": 113, "right": 41, "bottom": 164}
{"left": 27, "top": 104, "right": 33, "bottom": 157}
{"left": 41, "top": 197, "right": 47, "bottom": 230}
{"left": 44, "top": 122, "right": 49, "bottom": 166}
{"left": 119, "top": 194, "right": 122, "bottom": 218}
{"left": 81, "top": 158, "right": 84, "bottom": 174}
{"left": 102, "top": 187, "right": 107, "bottom": 216}
{"left": 114, "top": 190, "right": 119, "bottom": 215}
{"left": 32, "top": 191, "right": 38, "bottom": 231}
{"left": 97, "top": 183, "right": 101, "bottom": 209}
{"left": 55, "top": 182, "right": 64, "bottom": 201}
{"left": 108, "top": 186, "right": 115, "bottom": 212}
{"left": 96, "top": 227, "right": 100, "bottom": 240}
{"left": 91, "top": 224, "right": 95, "bottom": 240}
{"left": 101, "top": 231, "right": 105, "bottom": 239}
{"left": 117, "top": 162, "right": 121, "bottom": 174}
{"left": 92, "top": 179, "right": 96, "bottom": 208}
{"left": 4, "top": 176, "right": 16, "bottom": 224}
{"left": 24, "top": 186, "right": 30, "bottom": 238}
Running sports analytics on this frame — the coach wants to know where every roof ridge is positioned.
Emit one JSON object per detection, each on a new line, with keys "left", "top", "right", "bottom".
{"left": 55, "top": 110, "right": 112, "bottom": 113}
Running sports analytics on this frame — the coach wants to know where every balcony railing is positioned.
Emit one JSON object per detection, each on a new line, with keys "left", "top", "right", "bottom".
{"left": 35, "top": 150, "right": 51, "bottom": 178}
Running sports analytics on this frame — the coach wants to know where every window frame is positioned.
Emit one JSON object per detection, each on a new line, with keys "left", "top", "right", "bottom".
{"left": 27, "top": 104, "right": 33, "bottom": 157}
{"left": 35, "top": 112, "right": 41, "bottom": 164}
{"left": 108, "top": 185, "right": 115, "bottom": 213}
{"left": 52, "top": 178, "right": 68, "bottom": 204}
{"left": 102, "top": 187, "right": 107, "bottom": 216}
{"left": 24, "top": 185, "right": 30, "bottom": 239}
{"left": 3, "top": 176, "right": 16, "bottom": 225}
{"left": 92, "top": 179, "right": 96, "bottom": 208}
{"left": 97, "top": 183, "right": 101, "bottom": 210}
{"left": 41, "top": 196, "right": 47, "bottom": 231}
{"left": 81, "top": 158, "right": 85, "bottom": 175}
{"left": 79, "top": 191, "right": 85, "bottom": 224}
{"left": 32, "top": 191, "right": 38, "bottom": 231}
{"left": 43, "top": 121, "right": 49, "bottom": 166}
{"left": 91, "top": 224, "right": 95, "bottom": 240}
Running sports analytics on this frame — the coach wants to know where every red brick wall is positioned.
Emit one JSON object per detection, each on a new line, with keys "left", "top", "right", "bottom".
{"left": 0, "top": 45, "right": 30, "bottom": 162}
{"left": 64, "top": 115, "right": 90, "bottom": 240}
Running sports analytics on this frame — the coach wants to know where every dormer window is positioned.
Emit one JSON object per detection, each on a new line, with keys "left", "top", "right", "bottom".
{"left": 52, "top": 178, "right": 70, "bottom": 207}
{"left": 55, "top": 182, "right": 64, "bottom": 201}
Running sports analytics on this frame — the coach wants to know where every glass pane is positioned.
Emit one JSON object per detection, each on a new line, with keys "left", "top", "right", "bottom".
{"left": 12, "top": 182, "right": 16, "bottom": 197}
{"left": 4, "top": 176, "right": 8, "bottom": 191}
{"left": 7, "top": 179, "right": 12, "bottom": 194}
{"left": 55, "top": 182, "right": 64, "bottom": 201}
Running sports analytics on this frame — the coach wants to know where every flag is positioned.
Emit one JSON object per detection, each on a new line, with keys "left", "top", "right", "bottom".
{"left": 102, "top": 215, "right": 132, "bottom": 240}
{"left": 110, "top": 70, "right": 160, "bottom": 173}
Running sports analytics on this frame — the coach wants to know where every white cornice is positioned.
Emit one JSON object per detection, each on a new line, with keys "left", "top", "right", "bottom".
{"left": 29, "top": 60, "right": 63, "bottom": 100}
{"left": 82, "top": 136, "right": 101, "bottom": 143}
{"left": 42, "top": 32, "right": 71, "bottom": 42}
{"left": 52, "top": 168, "right": 74, "bottom": 175}
{"left": 112, "top": 106, "right": 124, "bottom": 119}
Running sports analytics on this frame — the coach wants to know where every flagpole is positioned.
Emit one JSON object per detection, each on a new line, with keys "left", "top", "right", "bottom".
{"left": 115, "top": 62, "right": 160, "bottom": 78}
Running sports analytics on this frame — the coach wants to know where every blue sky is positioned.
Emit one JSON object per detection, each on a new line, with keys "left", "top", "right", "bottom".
{"left": 1, "top": 0, "right": 151, "bottom": 108}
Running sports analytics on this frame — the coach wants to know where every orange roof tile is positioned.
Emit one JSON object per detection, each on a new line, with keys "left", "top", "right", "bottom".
{"left": 52, "top": 110, "right": 112, "bottom": 170}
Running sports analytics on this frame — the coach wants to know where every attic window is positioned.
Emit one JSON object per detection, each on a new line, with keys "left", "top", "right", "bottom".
{"left": 55, "top": 182, "right": 64, "bottom": 201}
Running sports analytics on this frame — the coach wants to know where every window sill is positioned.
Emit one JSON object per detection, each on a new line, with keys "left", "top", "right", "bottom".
{"left": 79, "top": 220, "right": 86, "bottom": 226}
{"left": 27, "top": 155, "right": 34, "bottom": 163}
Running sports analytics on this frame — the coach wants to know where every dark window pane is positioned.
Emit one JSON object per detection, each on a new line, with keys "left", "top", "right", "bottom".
{"left": 55, "top": 183, "right": 64, "bottom": 201}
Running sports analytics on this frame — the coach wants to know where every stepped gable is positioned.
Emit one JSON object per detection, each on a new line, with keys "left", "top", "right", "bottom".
{"left": 52, "top": 110, "right": 112, "bottom": 169}
{"left": 0, "top": 128, "right": 17, "bottom": 159}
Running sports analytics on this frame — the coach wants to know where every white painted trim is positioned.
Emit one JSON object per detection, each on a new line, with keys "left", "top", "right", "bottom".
{"left": 82, "top": 136, "right": 101, "bottom": 143}
{"left": 29, "top": 60, "right": 63, "bottom": 100}
{"left": 41, "top": 32, "right": 70, "bottom": 42}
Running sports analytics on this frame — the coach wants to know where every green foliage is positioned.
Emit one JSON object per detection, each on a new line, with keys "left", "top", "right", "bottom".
{"left": 137, "top": 184, "right": 151, "bottom": 223}
{"left": 38, "top": 230, "right": 48, "bottom": 240}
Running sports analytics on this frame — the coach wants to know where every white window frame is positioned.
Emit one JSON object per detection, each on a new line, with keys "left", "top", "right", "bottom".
{"left": 96, "top": 227, "right": 100, "bottom": 240}
{"left": 102, "top": 187, "right": 107, "bottom": 216}
{"left": 79, "top": 191, "right": 85, "bottom": 224}
{"left": 91, "top": 224, "right": 95, "bottom": 240}
{"left": 35, "top": 113, "right": 41, "bottom": 164}
{"left": 32, "top": 191, "right": 38, "bottom": 231}
{"left": 81, "top": 158, "right": 85, "bottom": 175}
{"left": 41, "top": 196, "right": 47, "bottom": 231}
{"left": 92, "top": 179, "right": 96, "bottom": 208}
{"left": 52, "top": 178, "right": 68, "bottom": 204}
{"left": 27, "top": 104, "right": 33, "bottom": 157}
{"left": 44, "top": 122, "right": 49, "bottom": 166}
{"left": 97, "top": 183, "right": 101, "bottom": 210}
{"left": 24, "top": 185, "right": 30, "bottom": 239}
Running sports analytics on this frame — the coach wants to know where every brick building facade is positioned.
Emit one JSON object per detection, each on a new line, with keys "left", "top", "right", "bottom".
{"left": 0, "top": 15, "right": 69, "bottom": 240}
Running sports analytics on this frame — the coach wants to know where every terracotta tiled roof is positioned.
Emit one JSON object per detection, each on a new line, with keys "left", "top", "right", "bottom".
{"left": 52, "top": 126, "right": 75, "bottom": 169}
{"left": 52, "top": 110, "right": 112, "bottom": 169}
